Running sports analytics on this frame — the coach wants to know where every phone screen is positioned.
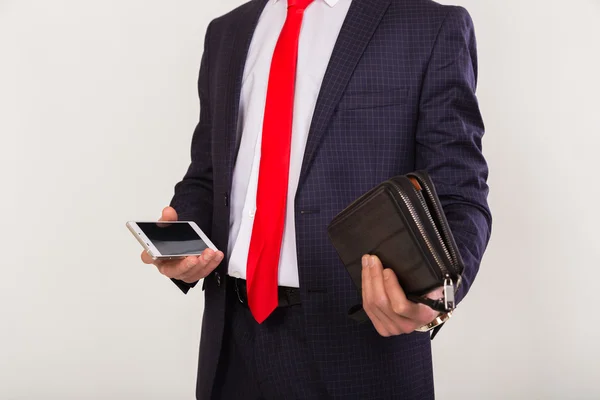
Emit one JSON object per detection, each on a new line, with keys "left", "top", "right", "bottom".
{"left": 137, "top": 222, "right": 209, "bottom": 256}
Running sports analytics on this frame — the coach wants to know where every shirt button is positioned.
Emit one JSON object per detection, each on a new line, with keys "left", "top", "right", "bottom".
{"left": 231, "top": 271, "right": 241, "bottom": 279}
{"left": 249, "top": 210, "right": 256, "bottom": 218}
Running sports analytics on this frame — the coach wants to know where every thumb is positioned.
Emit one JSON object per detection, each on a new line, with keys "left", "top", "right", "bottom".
{"left": 160, "top": 206, "right": 178, "bottom": 222}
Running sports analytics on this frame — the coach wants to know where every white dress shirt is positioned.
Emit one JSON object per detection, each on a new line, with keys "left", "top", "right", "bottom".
{"left": 227, "top": 0, "right": 351, "bottom": 288}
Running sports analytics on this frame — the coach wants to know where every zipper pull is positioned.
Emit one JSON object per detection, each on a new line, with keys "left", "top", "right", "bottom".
{"left": 443, "top": 277, "right": 455, "bottom": 311}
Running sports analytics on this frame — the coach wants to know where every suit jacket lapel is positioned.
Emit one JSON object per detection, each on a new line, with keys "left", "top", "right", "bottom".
{"left": 222, "top": 0, "right": 268, "bottom": 188}
{"left": 298, "top": 0, "right": 392, "bottom": 188}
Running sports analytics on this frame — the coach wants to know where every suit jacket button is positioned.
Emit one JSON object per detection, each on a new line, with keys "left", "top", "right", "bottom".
{"left": 215, "top": 272, "right": 221, "bottom": 287}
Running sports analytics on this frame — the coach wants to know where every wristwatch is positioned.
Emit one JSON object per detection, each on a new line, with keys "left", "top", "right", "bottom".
{"left": 415, "top": 310, "right": 453, "bottom": 340}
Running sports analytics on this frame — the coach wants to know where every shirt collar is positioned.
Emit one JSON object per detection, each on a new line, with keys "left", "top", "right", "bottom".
{"left": 273, "top": 0, "right": 340, "bottom": 7}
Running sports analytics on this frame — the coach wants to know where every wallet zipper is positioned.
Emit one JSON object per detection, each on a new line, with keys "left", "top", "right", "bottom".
{"left": 411, "top": 174, "right": 460, "bottom": 273}
{"left": 392, "top": 180, "right": 458, "bottom": 311}
{"left": 411, "top": 186, "right": 455, "bottom": 271}
{"left": 388, "top": 181, "right": 450, "bottom": 280}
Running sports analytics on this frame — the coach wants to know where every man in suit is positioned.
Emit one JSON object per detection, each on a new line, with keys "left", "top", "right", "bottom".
{"left": 141, "top": 0, "right": 492, "bottom": 398}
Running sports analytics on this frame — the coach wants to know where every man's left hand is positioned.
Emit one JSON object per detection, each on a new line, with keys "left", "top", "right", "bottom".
{"left": 361, "top": 254, "right": 442, "bottom": 337}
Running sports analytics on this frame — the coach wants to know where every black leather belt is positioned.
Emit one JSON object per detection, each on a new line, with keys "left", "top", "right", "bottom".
{"left": 227, "top": 276, "right": 301, "bottom": 307}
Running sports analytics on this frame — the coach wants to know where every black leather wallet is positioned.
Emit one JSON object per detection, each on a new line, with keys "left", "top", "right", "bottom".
{"left": 327, "top": 171, "right": 464, "bottom": 316}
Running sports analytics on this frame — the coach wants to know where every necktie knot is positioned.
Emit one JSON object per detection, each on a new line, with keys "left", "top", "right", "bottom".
{"left": 288, "top": 0, "right": 314, "bottom": 11}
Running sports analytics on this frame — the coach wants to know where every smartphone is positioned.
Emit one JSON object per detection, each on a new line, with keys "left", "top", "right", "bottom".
{"left": 126, "top": 221, "right": 217, "bottom": 260}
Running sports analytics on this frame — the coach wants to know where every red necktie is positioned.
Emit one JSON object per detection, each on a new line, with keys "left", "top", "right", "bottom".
{"left": 246, "top": 0, "right": 314, "bottom": 323}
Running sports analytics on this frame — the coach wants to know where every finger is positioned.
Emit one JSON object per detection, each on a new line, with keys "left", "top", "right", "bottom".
{"left": 158, "top": 256, "right": 200, "bottom": 279}
{"left": 176, "top": 256, "right": 205, "bottom": 280}
{"left": 141, "top": 250, "right": 155, "bottom": 265}
{"left": 362, "top": 255, "right": 392, "bottom": 336}
{"left": 180, "top": 250, "right": 225, "bottom": 283}
{"left": 384, "top": 269, "right": 440, "bottom": 326}
{"left": 367, "top": 256, "right": 407, "bottom": 334}
{"left": 370, "top": 316, "right": 392, "bottom": 337}
{"left": 382, "top": 268, "right": 420, "bottom": 318}
{"left": 179, "top": 249, "right": 217, "bottom": 280}
{"left": 160, "top": 206, "right": 178, "bottom": 222}
{"left": 425, "top": 286, "right": 444, "bottom": 300}
{"left": 203, "top": 249, "right": 224, "bottom": 270}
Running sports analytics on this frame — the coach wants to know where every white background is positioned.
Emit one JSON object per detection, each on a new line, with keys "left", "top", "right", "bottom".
{"left": 1, "top": 0, "right": 599, "bottom": 399}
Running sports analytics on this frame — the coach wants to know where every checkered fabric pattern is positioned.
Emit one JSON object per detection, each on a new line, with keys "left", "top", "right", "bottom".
{"left": 170, "top": 0, "right": 492, "bottom": 398}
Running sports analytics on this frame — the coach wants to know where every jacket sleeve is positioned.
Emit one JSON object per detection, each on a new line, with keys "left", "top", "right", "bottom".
{"left": 168, "top": 22, "right": 215, "bottom": 294}
{"left": 414, "top": 7, "right": 492, "bottom": 303}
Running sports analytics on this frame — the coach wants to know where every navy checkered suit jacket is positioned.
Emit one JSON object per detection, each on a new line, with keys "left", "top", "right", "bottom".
{"left": 170, "top": 0, "right": 492, "bottom": 398}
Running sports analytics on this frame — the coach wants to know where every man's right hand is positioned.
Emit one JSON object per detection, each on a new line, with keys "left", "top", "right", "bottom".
{"left": 141, "top": 206, "right": 224, "bottom": 284}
